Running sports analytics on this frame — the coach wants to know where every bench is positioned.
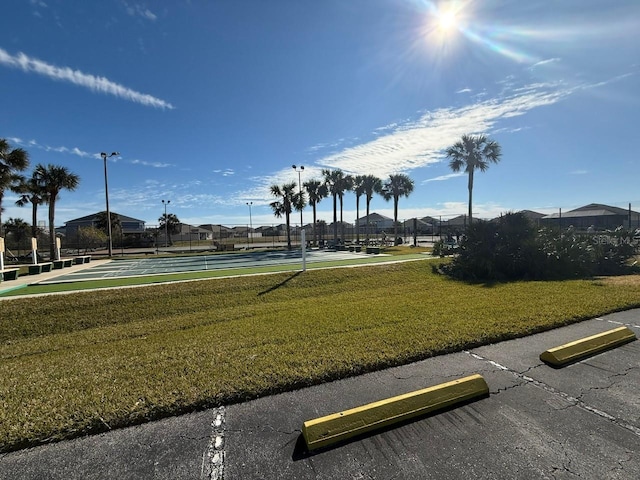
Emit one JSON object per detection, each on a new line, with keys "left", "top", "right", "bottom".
{"left": 2, "top": 268, "right": 20, "bottom": 281}
{"left": 366, "top": 246, "right": 381, "bottom": 254}
{"left": 74, "top": 255, "right": 92, "bottom": 264}
{"left": 28, "top": 262, "right": 53, "bottom": 275}
{"left": 63, "top": 259, "right": 74, "bottom": 267}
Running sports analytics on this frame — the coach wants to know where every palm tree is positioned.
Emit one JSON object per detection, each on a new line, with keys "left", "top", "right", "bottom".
{"left": 337, "top": 174, "right": 353, "bottom": 242}
{"left": 352, "top": 175, "right": 366, "bottom": 243}
{"left": 304, "top": 179, "right": 328, "bottom": 246}
{"left": 446, "top": 134, "right": 502, "bottom": 224}
{"left": 269, "top": 182, "right": 297, "bottom": 250}
{"left": 361, "top": 175, "right": 383, "bottom": 245}
{"left": 13, "top": 173, "right": 45, "bottom": 238}
{"left": 158, "top": 213, "right": 180, "bottom": 246}
{"left": 0, "top": 139, "right": 30, "bottom": 236}
{"left": 322, "top": 169, "right": 350, "bottom": 244}
{"left": 35, "top": 164, "right": 80, "bottom": 259}
{"left": 382, "top": 173, "right": 415, "bottom": 242}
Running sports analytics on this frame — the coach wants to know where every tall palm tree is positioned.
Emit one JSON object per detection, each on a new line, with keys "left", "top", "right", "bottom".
{"left": 352, "top": 175, "right": 366, "bottom": 244}
{"left": 322, "top": 169, "right": 352, "bottom": 244}
{"left": 304, "top": 179, "right": 328, "bottom": 246}
{"left": 361, "top": 175, "right": 383, "bottom": 245}
{"left": 446, "top": 134, "right": 502, "bottom": 224}
{"left": 337, "top": 174, "right": 353, "bottom": 242}
{"left": 382, "top": 173, "right": 415, "bottom": 242}
{"left": 0, "top": 138, "right": 30, "bottom": 236}
{"left": 35, "top": 164, "right": 80, "bottom": 259}
{"left": 269, "top": 182, "right": 297, "bottom": 250}
{"left": 13, "top": 173, "right": 45, "bottom": 238}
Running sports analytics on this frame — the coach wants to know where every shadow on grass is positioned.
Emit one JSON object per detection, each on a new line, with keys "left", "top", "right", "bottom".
{"left": 258, "top": 271, "right": 303, "bottom": 296}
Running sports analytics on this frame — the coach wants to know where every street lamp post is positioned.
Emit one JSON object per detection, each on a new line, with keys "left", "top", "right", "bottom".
{"left": 100, "top": 151, "right": 119, "bottom": 258}
{"left": 246, "top": 202, "right": 253, "bottom": 246}
{"left": 292, "top": 165, "right": 304, "bottom": 242}
{"left": 162, "top": 199, "right": 170, "bottom": 248}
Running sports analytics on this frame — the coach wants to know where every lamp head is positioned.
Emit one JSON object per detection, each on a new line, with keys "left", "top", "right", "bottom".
{"left": 111, "top": 152, "right": 120, "bottom": 156}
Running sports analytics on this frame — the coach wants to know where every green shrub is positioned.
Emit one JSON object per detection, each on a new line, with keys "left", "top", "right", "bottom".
{"left": 444, "top": 213, "right": 639, "bottom": 281}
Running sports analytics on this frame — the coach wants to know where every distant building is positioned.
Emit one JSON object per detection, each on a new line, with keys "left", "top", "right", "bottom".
{"left": 541, "top": 203, "right": 640, "bottom": 231}
{"left": 353, "top": 212, "right": 394, "bottom": 232}
{"left": 64, "top": 212, "right": 146, "bottom": 237}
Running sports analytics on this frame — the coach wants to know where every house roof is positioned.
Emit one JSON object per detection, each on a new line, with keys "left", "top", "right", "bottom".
{"left": 354, "top": 212, "right": 393, "bottom": 223}
{"left": 65, "top": 211, "right": 145, "bottom": 225}
{"left": 542, "top": 203, "right": 639, "bottom": 219}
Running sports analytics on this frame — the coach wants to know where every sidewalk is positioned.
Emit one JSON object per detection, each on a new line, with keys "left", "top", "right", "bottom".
{"left": 0, "top": 258, "right": 111, "bottom": 296}
{"left": 0, "top": 310, "right": 638, "bottom": 479}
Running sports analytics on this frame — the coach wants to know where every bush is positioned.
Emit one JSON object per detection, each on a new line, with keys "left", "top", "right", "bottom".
{"left": 443, "top": 213, "right": 639, "bottom": 281}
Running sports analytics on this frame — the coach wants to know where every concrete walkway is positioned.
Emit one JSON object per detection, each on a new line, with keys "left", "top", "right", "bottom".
{"left": 0, "top": 258, "right": 111, "bottom": 296}
{"left": 0, "top": 310, "right": 638, "bottom": 479}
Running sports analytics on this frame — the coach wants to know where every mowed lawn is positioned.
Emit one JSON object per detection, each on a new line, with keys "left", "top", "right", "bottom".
{"left": 1, "top": 259, "right": 639, "bottom": 452}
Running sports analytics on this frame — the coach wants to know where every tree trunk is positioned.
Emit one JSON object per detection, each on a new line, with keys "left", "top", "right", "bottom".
{"left": 332, "top": 194, "right": 338, "bottom": 243}
{"left": 467, "top": 168, "right": 474, "bottom": 225}
{"left": 48, "top": 200, "right": 56, "bottom": 260}
{"left": 355, "top": 196, "right": 360, "bottom": 243}
{"left": 286, "top": 212, "right": 292, "bottom": 250}
{"left": 393, "top": 195, "right": 399, "bottom": 240}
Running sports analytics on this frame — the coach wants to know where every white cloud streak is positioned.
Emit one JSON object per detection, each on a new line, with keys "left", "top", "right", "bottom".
{"left": 313, "top": 83, "right": 570, "bottom": 179}
{"left": 0, "top": 48, "right": 174, "bottom": 109}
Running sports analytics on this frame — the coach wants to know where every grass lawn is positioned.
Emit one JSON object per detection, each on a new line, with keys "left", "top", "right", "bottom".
{"left": 1, "top": 258, "right": 639, "bottom": 452}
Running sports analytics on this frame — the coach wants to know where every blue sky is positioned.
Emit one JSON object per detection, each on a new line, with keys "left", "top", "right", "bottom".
{"left": 2, "top": 0, "right": 639, "bottom": 229}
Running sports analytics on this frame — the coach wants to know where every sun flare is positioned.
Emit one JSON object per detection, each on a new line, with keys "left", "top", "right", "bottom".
{"left": 438, "top": 10, "right": 458, "bottom": 31}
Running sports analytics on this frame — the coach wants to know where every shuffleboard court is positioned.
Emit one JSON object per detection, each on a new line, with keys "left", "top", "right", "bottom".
{"left": 37, "top": 249, "right": 373, "bottom": 284}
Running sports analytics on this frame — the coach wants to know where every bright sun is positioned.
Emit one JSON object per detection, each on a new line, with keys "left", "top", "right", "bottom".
{"left": 437, "top": 10, "right": 458, "bottom": 32}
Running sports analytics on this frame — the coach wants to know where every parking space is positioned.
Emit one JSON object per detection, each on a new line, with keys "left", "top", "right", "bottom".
{"left": 223, "top": 313, "right": 640, "bottom": 479}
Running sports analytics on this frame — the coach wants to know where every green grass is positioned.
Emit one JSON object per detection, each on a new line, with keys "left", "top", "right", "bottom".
{"left": 1, "top": 259, "right": 639, "bottom": 452}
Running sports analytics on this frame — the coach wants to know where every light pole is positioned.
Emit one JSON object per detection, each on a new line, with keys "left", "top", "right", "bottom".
{"left": 162, "top": 199, "right": 170, "bottom": 248}
{"left": 292, "top": 165, "right": 304, "bottom": 242}
{"left": 100, "top": 151, "right": 119, "bottom": 258}
{"left": 246, "top": 202, "right": 253, "bottom": 246}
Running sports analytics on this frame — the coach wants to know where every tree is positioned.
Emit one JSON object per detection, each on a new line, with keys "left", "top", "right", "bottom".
{"left": 158, "top": 213, "right": 180, "bottom": 246}
{"left": 77, "top": 225, "right": 107, "bottom": 254}
{"left": 337, "top": 174, "right": 353, "bottom": 242}
{"left": 361, "top": 175, "right": 383, "bottom": 245}
{"left": 322, "top": 169, "right": 349, "bottom": 244}
{"left": 13, "top": 172, "right": 45, "bottom": 238}
{"left": 0, "top": 138, "right": 30, "bottom": 236}
{"left": 382, "top": 173, "right": 414, "bottom": 242}
{"left": 95, "top": 211, "right": 122, "bottom": 238}
{"left": 3, "top": 217, "right": 30, "bottom": 255}
{"left": 304, "top": 179, "right": 328, "bottom": 246}
{"left": 35, "top": 164, "right": 80, "bottom": 259}
{"left": 269, "top": 182, "right": 297, "bottom": 250}
{"left": 352, "top": 176, "right": 366, "bottom": 244}
{"left": 446, "top": 134, "right": 502, "bottom": 224}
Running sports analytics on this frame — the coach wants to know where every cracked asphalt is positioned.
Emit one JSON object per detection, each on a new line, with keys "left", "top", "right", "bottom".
{"left": 1, "top": 310, "right": 639, "bottom": 479}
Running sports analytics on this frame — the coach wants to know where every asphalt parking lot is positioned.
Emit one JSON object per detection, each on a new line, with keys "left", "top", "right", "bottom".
{"left": 0, "top": 310, "right": 638, "bottom": 479}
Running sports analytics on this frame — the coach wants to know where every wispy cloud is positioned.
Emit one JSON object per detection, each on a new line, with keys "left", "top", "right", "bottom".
{"left": 0, "top": 47, "right": 174, "bottom": 109}
{"left": 530, "top": 58, "right": 561, "bottom": 69}
{"left": 456, "top": 88, "right": 472, "bottom": 94}
{"left": 123, "top": 2, "right": 157, "bottom": 21}
{"left": 130, "top": 159, "right": 172, "bottom": 168}
{"left": 423, "top": 172, "right": 464, "bottom": 183}
{"left": 313, "top": 82, "right": 570, "bottom": 178}
{"left": 213, "top": 169, "right": 235, "bottom": 177}
{"left": 570, "top": 170, "right": 588, "bottom": 175}
{"left": 235, "top": 76, "right": 609, "bottom": 209}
